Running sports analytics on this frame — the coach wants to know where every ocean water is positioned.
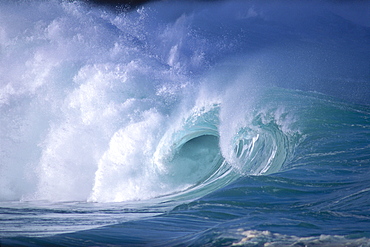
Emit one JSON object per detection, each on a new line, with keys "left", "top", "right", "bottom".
{"left": 1, "top": 0, "right": 370, "bottom": 246}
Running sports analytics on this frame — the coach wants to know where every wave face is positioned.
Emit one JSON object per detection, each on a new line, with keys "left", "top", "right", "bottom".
{"left": 0, "top": 0, "right": 370, "bottom": 244}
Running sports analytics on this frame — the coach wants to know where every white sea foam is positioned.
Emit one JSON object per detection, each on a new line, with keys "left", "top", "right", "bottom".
{"left": 231, "top": 230, "right": 370, "bottom": 247}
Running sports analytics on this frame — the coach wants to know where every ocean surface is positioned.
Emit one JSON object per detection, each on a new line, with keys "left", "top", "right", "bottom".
{"left": 1, "top": 0, "right": 370, "bottom": 246}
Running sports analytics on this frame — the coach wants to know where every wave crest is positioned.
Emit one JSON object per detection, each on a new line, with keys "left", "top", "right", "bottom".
{"left": 96, "top": 99, "right": 301, "bottom": 203}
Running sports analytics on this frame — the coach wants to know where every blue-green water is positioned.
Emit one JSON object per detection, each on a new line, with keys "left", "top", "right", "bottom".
{"left": 1, "top": 0, "right": 369, "bottom": 246}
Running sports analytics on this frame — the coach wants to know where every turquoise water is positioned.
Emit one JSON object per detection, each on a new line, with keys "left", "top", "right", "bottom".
{"left": 1, "top": 0, "right": 370, "bottom": 246}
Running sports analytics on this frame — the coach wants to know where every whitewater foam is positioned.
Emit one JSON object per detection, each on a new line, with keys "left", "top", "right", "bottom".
{"left": 231, "top": 230, "right": 370, "bottom": 247}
